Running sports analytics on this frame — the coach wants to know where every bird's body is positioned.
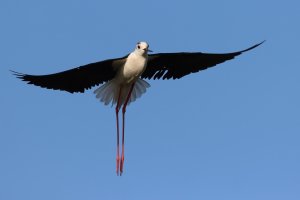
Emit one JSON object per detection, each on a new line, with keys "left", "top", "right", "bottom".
{"left": 120, "top": 48, "right": 148, "bottom": 83}
{"left": 94, "top": 42, "right": 150, "bottom": 108}
{"left": 12, "top": 40, "right": 264, "bottom": 175}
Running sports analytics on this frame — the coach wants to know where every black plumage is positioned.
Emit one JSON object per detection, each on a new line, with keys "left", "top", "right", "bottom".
{"left": 12, "top": 41, "right": 264, "bottom": 93}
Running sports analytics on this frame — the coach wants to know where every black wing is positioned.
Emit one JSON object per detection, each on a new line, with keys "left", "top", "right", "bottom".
{"left": 142, "top": 41, "right": 264, "bottom": 80}
{"left": 12, "top": 56, "right": 127, "bottom": 93}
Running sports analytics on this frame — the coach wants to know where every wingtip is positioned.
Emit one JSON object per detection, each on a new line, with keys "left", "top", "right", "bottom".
{"left": 10, "top": 69, "right": 22, "bottom": 76}
{"left": 256, "top": 40, "right": 266, "bottom": 47}
{"left": 10, "top": 70, "right": 27, "bottom": 80}
{"left": 242, "top": 40, "right": 266, "bottom": 52}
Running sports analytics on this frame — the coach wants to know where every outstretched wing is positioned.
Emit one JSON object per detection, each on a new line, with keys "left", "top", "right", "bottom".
{"left": 12, "top": 56, "right": 127, "bottom": 93}
{"left": 142, "top": 41, "right": 264, "bottom": 80}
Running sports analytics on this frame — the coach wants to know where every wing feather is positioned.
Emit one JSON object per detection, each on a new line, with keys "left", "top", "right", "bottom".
{"left": 142, "top": 41, "right": 264, "bottom": 80}
{"left": 12, "top": 56, "right": 127, "bottom": 93}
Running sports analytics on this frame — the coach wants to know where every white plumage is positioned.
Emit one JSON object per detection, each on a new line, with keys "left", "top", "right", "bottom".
{"left": 94, "top": 41, "right": 150, "bottom": 108}
{"left": 94, "top": 78, "right": 150, "bottom": 107}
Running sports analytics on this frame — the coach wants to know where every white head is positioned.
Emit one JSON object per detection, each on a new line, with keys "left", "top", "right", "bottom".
{"left": 134, "top": 41, "right": 152, "bottom": 55}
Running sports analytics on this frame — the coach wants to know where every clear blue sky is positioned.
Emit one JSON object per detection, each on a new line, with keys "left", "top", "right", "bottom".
{"left": 1, "top": 0, "right": 299, "bottom": 199}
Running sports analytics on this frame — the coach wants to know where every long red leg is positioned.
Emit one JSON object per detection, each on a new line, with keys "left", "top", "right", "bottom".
{"left": 115, "top": 86, "right": 122, "bottom": 176}
{"left": 120, "top": 83, "right": 135, "bottom": 175}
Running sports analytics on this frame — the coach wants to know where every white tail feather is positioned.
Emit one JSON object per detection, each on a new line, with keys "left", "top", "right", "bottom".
{"left": 94, "top": 78, "right": 150, "bottom": 107}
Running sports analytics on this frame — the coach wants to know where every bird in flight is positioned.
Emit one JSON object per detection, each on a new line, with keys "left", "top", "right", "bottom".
{"left": 12, "top": 41, "right": 264, "bottom": 175}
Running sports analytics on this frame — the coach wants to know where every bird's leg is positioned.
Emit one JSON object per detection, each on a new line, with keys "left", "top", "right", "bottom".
{"left": 115, "top": 86, "right": 122, "bottom": 176}
{"left": 120, "top": 83, "right": 135, "bottom": 175}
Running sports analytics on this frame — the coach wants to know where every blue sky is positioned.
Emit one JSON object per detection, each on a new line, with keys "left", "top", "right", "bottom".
{"left": 1, "top": 0, "right": 300, "bottom": 199}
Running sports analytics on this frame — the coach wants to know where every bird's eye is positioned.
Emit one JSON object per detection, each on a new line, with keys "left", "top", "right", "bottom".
{"left": 137, "top": 45, "right": 140, "bottom": 49}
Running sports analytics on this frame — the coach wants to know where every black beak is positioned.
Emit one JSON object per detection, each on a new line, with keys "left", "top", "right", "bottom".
{"left": 143, "top": 48, "right": 153, "bottom": 52}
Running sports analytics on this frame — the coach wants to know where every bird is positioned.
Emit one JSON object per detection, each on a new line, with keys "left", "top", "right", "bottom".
{"left": 12, "top": 41, "right": 264, "bottom": 175}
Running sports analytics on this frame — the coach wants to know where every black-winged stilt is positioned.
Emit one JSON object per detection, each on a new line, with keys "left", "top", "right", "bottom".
{"left": 12, "top": 41, "right": 264, "bottom": 175}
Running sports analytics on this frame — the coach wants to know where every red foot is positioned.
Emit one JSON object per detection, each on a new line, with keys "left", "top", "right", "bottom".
{"left": 120, "top": 154, "right": 125, "bottom": 175}
{"left": 116, "top": 155, "right": 120, "bottom": 176}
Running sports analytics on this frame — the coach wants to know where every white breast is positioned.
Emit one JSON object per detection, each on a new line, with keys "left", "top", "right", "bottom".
{"left": 117, "top": 52, "right": 148, "bottom": 84}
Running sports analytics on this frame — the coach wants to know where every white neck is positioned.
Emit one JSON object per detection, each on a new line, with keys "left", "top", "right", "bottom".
{"left": 133, "top": 49, "right": 148, "bottom": 57}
